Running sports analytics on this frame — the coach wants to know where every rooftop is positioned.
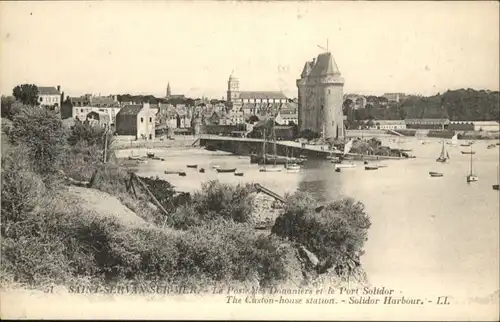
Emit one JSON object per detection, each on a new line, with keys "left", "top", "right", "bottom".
{"left": 308, "top": 52, "right": 341, "bottom": 78}
{"left": 240, "top": 91, "right": 287, "bottom": 100}
{"left": 38, "top": 86, "right": 60, "bottom": 95}
{"left": 117, "top": 104, "right": 143, "bottom": 116}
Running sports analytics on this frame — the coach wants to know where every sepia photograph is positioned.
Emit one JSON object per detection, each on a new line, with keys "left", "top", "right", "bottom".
{"left": 0, "top": 0, "right": 499, "bottom": 320}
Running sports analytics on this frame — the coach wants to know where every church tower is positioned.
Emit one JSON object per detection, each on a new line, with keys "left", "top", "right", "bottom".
{"left": 166, "top": 82, "right": 171, "bottom": 98}
{"left": 226, "top": 72, "right": 240, "bottom": 102}
{"left": 297, "top": 52, "right": 345, "bottom": 140}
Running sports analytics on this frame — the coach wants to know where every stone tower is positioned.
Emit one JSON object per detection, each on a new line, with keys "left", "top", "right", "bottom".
{"left": 226, "top": 72, "right": 240, "bottom": 102}
{"left": 297, "top": 52, "right": 345, "bottom": 140}
{"left": 166, "top": 82, "right": 171, "bottom": 98}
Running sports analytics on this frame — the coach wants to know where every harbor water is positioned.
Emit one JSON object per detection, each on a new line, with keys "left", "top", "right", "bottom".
{"left": 117, "top": 137, "right": 500, "bottom": 300}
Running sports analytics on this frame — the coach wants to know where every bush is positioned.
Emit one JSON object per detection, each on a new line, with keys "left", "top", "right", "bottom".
{"left": 272, "top": 192, "right": 371, "bottom": 275}
{"left": 187, "top": 180, "right": 255, "bottom": 224}
{"left": 9, "top": 107, "right": 67, "bottom": 176}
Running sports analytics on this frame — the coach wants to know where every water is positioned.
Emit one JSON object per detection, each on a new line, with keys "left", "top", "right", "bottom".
{"left": 118, "top": 137, "right": 499, "bottom": 300}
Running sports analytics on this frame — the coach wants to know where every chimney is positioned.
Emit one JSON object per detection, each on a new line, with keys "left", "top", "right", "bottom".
{"left": 312, "top": 58, "right": 316, "bottom": 65}
{"left": 57, "top": 85, "right": 61, "bottom": 93}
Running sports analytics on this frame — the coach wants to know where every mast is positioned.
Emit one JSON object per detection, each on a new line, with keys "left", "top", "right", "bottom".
{"left": 273, "top": 122, "right": 277, "bottom": 166}
{"left": 469, "top": 145, "right": 473, "bottom": 175}
{"left": 262, "top": 129, "right": 266, "bottom": 167}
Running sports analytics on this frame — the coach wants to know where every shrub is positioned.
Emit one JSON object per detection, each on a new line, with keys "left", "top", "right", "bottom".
{"left": 272, "top": 192, "right": 371, "bottom": 275}
{"left": 188, "top": 180, "right": 255, "bottom": 224}
{"left": 9, "top": 107, "right": 67, "bottom": 175}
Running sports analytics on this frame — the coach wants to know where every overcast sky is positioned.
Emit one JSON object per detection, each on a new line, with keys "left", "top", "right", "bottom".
{"left": 1, "top": 1, "right": 499, "bottom": 99}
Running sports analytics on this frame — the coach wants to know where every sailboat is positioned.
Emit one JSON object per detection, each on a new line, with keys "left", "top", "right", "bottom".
{"left": 447, "top": 133, "right": 458, "bottom": 147}
{"left": 436, "top": 140, "right": 450, "bottom": 163}
{"left": 493, "top": 165, "right": 499, "bottom": 190}
{"left": 286, "top": 148, "right": 301, "bottom": 172}
{"left": 466, "top": 146, "right": 478, "bottom": 183}
{"left": 259, "top": 127, "right": 282, "bottom": 172}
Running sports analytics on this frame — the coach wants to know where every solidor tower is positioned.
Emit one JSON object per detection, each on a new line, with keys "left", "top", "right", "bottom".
{"left": 296, "top": 52, "right": 345, "bottom": 140}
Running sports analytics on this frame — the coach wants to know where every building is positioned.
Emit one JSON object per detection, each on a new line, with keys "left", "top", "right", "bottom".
{"left": 85, "top": 111, "right": 111, "bottom": 128}
{"left": 383, "top": 93, "right": 406, "bottom": 103}
{"left": 447, "top": 121, "right": 474, "bottom": 131}
{"left": 115, "top": 103, "right": 156, "bottom": 140}
{"left": 62, "top": 94, "right": 121, "bottom": 126}
{"left": 368, "top": 120, "right": 406, "bottom": 130}
{"left": 297, "top": 52, "right": 345, "bottom": 139}
{"left": 226, "top": 73, "right": 287, "bottom": 112}
{"left": 38, "top": 86, "right": 62, "bottom": 110}
{"left": 276, "top": 102, "right": 298, "bottom": 125}
{"left": 344, "top": 94, "right": 367, "bottom": 109}
{"left": 405, "top": 118, "right": 449, "bottom": 130}
{"left": 472, "top": 121, "right": 500, "bottom": 132}
{"left": 165, "top": 82, "right": 185, "bottom": 100}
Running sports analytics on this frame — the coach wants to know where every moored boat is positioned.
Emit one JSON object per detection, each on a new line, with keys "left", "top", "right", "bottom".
{"left": 216, "top": 168, "right": 237, "bottom": 173}
{"left": 136, "top": 159, "right": 147, "bottom": 164}
{"left": 487, "top": 144, "right": 496, "bottom": 149}
{"left": 187, "top": 164, "right": 198, "bottom": 168}
{"left": 493, "top": 184, "right": 499, "bottom": 190}
{"left": 199, "top": 168, "right": 205, "bottom": 173}
{"left": 436, "top": 140, "right": 450, "bottom": 163}
{"left": 146, "top": 152, "right": 155, "bottom": 158}
{"left": 335, "top": 163, "right": 356, "bottom": 169}
{"left": 429, "top": 171, "right": 443, "bottom": 177}
{"left": 365, "top": 166, "right": 379, "bottom": 170}
{"left": 212, "top": 165, "right": 221, "bottom": 169}
{"left": 234, "top": 172, "right": 244, "bottom": 176}
{"left": 465, "top": 146, "right": 478, "bottom": 183}
{"left": 335, "top": 168, "right": 341, "bottom": 173}
{"left": 461, "top": 151, "right": 476, "bottom": 155}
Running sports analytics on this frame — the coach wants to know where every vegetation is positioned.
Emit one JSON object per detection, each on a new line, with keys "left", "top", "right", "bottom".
{"left": 343, "top": 89, "right": 500, "bottom": 123}
{"left": 1, "top": 99, "right": 371, "bottom": 291}
{"left": 12, "top": 84, "right": 39, "bottom": 106}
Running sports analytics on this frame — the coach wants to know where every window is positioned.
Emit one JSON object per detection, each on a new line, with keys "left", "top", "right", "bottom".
{"left": 141, "top": 117, "right": 144, "bottom": 123}
{"left": 149, "top": 117, "right": 152, "bottom": 123}
{"left": 81, "top": 109, "right": 84, "bottom": 113}
{"left": 39, "top": 97, "right": 43, "bottom": 102}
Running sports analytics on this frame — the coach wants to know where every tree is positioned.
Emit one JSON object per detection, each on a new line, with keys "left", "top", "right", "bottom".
{"left": 12, "top": 84, "right": 39, "bottom": 106}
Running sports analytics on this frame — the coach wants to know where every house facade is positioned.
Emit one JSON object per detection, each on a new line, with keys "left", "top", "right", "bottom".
{"left": 115, "top": 103, "right": 156, "bottom": 140}
{"left": 38, "top": 86, "right": 62, "bottom": 110}
{"left": 85, "top": 111, "right": 111, "bottom": 128}
{"left": 369, "top": 120, "right": 407, "bottom": 130}
{"left": 405, "top": 118, "right": 449, "bottom": 130}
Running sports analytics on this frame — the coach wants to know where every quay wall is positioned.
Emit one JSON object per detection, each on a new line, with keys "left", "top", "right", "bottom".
{"left": 199, "top": 137, "right": 333, "bottom": 159}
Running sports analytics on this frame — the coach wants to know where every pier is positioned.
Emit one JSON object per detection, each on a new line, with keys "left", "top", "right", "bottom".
{"left": 198, "top": 135, "right": 408, "bottom": 160}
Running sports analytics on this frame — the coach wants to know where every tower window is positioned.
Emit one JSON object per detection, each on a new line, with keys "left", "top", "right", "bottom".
{"left": 328, "top": 89, "right": 331, "bottom": 94}
{"left": 141, "top": 117, "right": 144, "bottom": 123}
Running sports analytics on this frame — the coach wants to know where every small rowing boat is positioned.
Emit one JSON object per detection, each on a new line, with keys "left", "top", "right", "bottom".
{"left": 234, "top": 172, "right": 244, "bottom": 176}
{"left": 199, "top": 168, "right": 205, "bottom": 173}
{"left": 429, "top": 171, "right": 443, "bottom": 177}
{"left": 365, "top": 166, "right": 379, "bottom": 171}
{"left": 335, "top": 163, "right": 356, "bottom": 169}
{"left": 187, "top": 164, "right": 198, "bottom": 168}
{"left": 461, "top": 151, "right": 476, "bottom": 155}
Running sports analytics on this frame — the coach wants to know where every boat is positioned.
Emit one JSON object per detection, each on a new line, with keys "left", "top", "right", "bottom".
{"left": 151, "top": 157, "right": 165, "bottom": 161}
{"left": 494, "top": 166, "right": 499, "bottom": 190}
{"left": 136, "top": 159, "right": 147, "bottom": 164}
{"left": 400, "top": 149, "right": 413, "bottom": 153}
{"left": 216, "top": 168, "right": 237, "bottom": 173}
{"left": 164, "top": 170, "right": 186, "bottom": 176}
{"left": 199, "top": 168, "right": 205, "bottom": 173}
{"left": 487, "top": 144, "right": 496, "bottom": 149}
{"left": 178, "top": 172, "right": 187, "bottom": 177}
{"left": 376, "top": 164, "right": 388, "bottom": 168}
{"left": 285, "top": 148, "right": 301, "bottom": 172}
{"left": 330, "top": 157, "right": 342, "bottom": 164}
{"left": 259, "top": 127, "right": 282, "bottom": 173}
{"left": 212, "top": 165, "right": 221, "bottom": 169}
{"left": 335, "top": 168, "right": 341, "bottom": 173}
{"left": 187, "top": 164, "right": 198, "bottom": 168}
{"left": 363, "top": 161, "right": 369, "bottom": 165}
{"left": 429, "top": 171, "right": 444, "bottom": 177}
{"left": 234, "top": 172, "right": 244, "bottom": 176}
{"left": 465, "top": 146, "right": 478, "bottom": 183}
{"left": 460, "top": 143, "right": 471, "bottom": 147}
{"left": 436, "top": 140, "right": 450, "bottom": 163}
{"left": 461, "top": 151, "right": 476, "bottom": 155}
{"left": 365, "top": 166, "right": 379, "bottom": 170}
{"left": 447, "top": 133, "right": 458, "bottom": 146}
{"left": 334, "top": 163, "right": 356, "bottom": 169}
{"left": 146, "top": 152, "right": 155, "bottom": 158}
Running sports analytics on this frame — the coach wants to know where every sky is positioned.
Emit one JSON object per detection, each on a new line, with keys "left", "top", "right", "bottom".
{"left": 1, "top": 1, "right": 499, "bottom": 99}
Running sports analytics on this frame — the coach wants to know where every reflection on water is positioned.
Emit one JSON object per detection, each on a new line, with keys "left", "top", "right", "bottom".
{"left": 125, "top": 137, "right": 499, "bottom": 299}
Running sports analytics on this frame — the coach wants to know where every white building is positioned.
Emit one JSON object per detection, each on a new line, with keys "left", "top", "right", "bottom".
{"left": 472, "top": 121, "right": 500, "bottom": 132}
{"left": 38, "top": 86, "right": 61, "bottom": 110}
{"left": 369, "top": 120, "right": 407, "bottom": 130}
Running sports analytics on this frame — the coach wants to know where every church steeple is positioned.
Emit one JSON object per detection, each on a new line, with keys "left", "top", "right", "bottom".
{"left": 166, "top": 82, "right": 171, "bottom": 98}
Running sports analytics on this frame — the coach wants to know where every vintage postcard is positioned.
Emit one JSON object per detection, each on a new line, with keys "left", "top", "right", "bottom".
{"left": 0, "top": 0, "right": 499, "bottom": 320}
